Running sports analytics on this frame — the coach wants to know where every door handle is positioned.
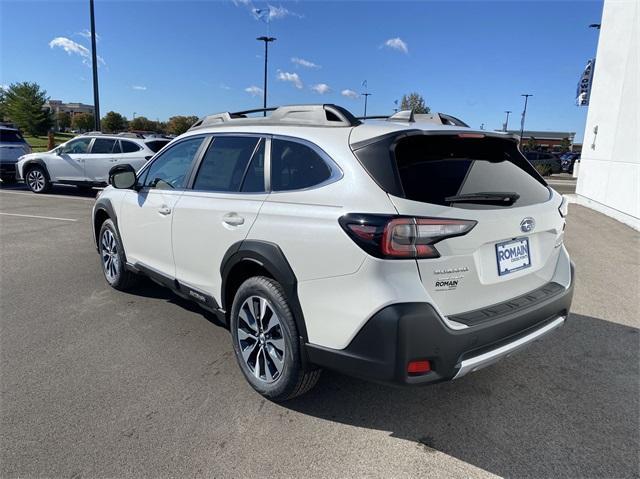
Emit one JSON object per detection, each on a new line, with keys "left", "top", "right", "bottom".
{"left": 222, "top": 213, "right": 245, "bottom": 226}
{"left": 158, "top": 205, "right": 172, "bottom": 216}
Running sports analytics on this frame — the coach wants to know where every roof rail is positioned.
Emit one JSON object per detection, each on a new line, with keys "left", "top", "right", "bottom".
{"left": 81, "top": 131, "right": 104, "bottom": 136}
{"left": 357, "top": 111, "right": 469, "bottom": 128}
{"left": 117, "top": 132, "right": 145, "bottom": 138}
{"left": 188, "top": 104, "right": 361, "bottom": 131}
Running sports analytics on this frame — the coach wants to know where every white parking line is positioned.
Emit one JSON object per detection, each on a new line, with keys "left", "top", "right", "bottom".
{"left": 0, "top": 190, "right": 95, "bottom": 201}
{"left": 0, "top": 212, "right": 77, "bottom": 222}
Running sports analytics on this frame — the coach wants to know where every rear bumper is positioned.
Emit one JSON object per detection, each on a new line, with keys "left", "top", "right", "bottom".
{"left": 306, "top": 262, "right": 574, "bottom": 386}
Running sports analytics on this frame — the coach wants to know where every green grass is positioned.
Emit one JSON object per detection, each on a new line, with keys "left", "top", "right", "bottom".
{"left": 23, "top": 132, "right": 76, "bottom": 152}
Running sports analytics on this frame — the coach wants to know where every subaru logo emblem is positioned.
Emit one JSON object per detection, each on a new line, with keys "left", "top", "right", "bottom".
{"left": 520, "top": 217, "right": 535, "bottom": 233}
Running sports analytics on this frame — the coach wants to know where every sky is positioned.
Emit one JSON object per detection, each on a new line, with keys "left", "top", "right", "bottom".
{"left": 1, "top": 0, "right": 603, "bottom": 141}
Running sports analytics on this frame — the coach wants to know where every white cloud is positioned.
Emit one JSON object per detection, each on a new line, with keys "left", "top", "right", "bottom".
{"left": 245, "top": 85, "right": 263, "bottom": 97}
{"left": 341, "top": 89, "right": 360, "bottom": 99}
{"left": 311, "top": 83, "right": 331, "bottom": 94}
{"left": 132, "top": 85, "right": 147, "bottom": 91}
{"left": 77, "top": 29, "right": 100, "bottom": 42}
{"left": 277, "top": 71, "right": 303, "bottom": 89}
{"left": 233, "top": 1, "right": 302, "bottom": 21}
{"left": 383, "top": 37, "right": 409, "bottom": 54}
{"left": 49, "top": 37, "right": 105, "bottom": 67}
{"left": 219, "top": 83, "right": 232, "bottom": 90}
{"left": 291, "top": 57, "right": 320, "bottom": 69}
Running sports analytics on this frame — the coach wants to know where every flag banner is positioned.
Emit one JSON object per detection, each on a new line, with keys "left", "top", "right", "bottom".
{"left": 576, "top": 59, "right": 595, "bottom": 106}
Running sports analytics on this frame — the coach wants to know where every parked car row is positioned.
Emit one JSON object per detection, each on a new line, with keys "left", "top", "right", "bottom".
{"left": 12, "top": 133, "right": 170, "bottom": 193}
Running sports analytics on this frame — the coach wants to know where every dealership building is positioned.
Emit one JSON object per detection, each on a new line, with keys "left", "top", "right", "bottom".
{"left": 575, "top": 0, "right": 638, "bottom": 230}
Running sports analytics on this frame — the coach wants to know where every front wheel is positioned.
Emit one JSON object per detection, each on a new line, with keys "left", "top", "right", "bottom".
{"left": 25, "top": 166, "right": 50, "bottom": 193}
{"left": 98, "top": 219, "right": 139, "bottom": 291}
{"left": 230, "top": 276, "right": 321, "bottom": 401}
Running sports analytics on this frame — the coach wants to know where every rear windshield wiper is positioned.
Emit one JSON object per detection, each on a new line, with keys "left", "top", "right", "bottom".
{"left": 445, "top": 192, "right": 520, "bottom": 205}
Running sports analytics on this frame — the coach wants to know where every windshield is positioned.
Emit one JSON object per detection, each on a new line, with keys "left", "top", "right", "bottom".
{"left": 0, "top": 130, "right": 25, "bottom": 143}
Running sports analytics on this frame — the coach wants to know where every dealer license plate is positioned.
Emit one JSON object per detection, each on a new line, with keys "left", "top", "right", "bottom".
{"left": 496, "top": 238, "right": 531, "bottom": 276}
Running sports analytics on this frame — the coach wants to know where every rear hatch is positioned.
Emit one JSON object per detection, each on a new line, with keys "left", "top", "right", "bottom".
{"left": 352, "top": 131, "right": 565, "bottom": 317}
{"left": 0, "top": 129, "right": 31, "bottom": 162}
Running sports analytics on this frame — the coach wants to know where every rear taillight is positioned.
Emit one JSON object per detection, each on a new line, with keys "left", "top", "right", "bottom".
{"left": 339, "top": 214, "right": 476, "bottom": 259}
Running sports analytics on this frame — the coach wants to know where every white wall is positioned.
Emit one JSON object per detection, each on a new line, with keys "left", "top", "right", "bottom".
{"left": 576, "top": 0, "right": 639, "bottom": 230}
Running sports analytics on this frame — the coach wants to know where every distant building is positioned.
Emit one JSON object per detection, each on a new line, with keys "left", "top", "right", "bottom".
{"left": 576, "top": 0, "right": 638, "bottom": 230}
{"left": 502, "top": 130, "right": 576, "bottom": 151}
{"left": 45, "top": 100, "right": 94, "bottom": 118}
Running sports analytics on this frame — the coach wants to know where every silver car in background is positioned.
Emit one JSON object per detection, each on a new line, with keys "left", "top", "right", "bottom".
{"left": 0, "top": 125, "right": 32, "bottom": 184}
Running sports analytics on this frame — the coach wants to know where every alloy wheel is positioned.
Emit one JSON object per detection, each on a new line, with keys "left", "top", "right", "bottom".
{"left": 237, "top": 295, "right": 285, "bottom": 383}
{"left": 101, "top": 229, "right": 120, "bottom": 283}
{"left": 27, "top": 170, "right": 46, "bottom": 192}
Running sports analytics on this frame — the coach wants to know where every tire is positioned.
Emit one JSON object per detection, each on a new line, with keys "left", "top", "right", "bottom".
{"left": 230, "top": 276, "right": 321, "bottom": 401}
{"left": 98, "top": 219, "right": 140, "bottom": 291}
{"left": 25, "top": 166, "right": 51, "bottom": 193}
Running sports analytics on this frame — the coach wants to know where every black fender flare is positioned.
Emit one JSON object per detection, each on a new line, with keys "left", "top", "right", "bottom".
{"left": 220, "top": 240, "right": 308, "bottom": 341}
{"left": 22, "top": 159, "right": 50, "bottom": 181}
{"left": 92, "top": 196, "right": 123, "bottom": 255}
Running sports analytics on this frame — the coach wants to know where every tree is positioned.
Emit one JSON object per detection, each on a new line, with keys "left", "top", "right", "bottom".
{"left": 166, "top": 115, "right": 199, "bottom": 136}
{"left": 72, "top": 112, "right": 95, "bottom": 132}
{"left": 129, "top": 115, "right": 157, "bottom": 132}
{"left": 525, "top": 136, "right": 537, "bottom": 151}
{"left": 3, "top": 82, "right": 53, "bottom": 135}
{"left": 0, "top": 87, "right": 6, "bottom": 122}
{"left": 560, "top": 137, "right": 572, "bottom": 152}
{"left": 56, "top": 111, "right": 71, "bottom": 131}
{"left": 102, "top": 111, "right": 128, "bottom": 133}
{"left": 399, "top": 92, "right": 430, "bottom": 114}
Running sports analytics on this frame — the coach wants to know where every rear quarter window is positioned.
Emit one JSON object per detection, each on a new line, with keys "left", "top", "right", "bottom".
{"left": 145, "top": 140, "right": 170, "bottom": 153}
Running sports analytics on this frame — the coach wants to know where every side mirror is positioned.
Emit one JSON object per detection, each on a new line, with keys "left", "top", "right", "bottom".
{"left": 109, "top": 164, "right": 137, "bottom": 189}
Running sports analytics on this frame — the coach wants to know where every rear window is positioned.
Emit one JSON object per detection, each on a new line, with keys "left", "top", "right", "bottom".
{"left": 145, "top": 140, "right": 170, "bottom": 153}
{"left": 355, "top": 134, "right": 550, "bottom": 209}
{"left": 0, "top": 130, "right": 25, "bottom": 143}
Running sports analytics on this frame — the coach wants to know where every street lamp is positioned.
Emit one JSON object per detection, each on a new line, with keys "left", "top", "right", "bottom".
{"left": 519, "top": 94, "right": 533, "bottom": 141}
{"left": 503, "top": 110, "right": 512, "bottom": 131}
{"left": 89, "top": 0, "right": 100, "bottom": 131}
{"left": 257, "top": 36, "right": 276, "bottom": 116}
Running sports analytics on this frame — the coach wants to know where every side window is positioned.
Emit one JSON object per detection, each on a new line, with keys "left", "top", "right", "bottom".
{"left": 90, "top": 138, "right": 117, "bottom": 154}
{"left": 112, "top": 140, "right": 122, "bottom": 154}
{"left": 193, "top": 136, "right": 260, "bottom": 192}
{"left": 143, "top": 137, "right": 203, "bottom": 190}
{"left": 59, "top": 138, "right": 92, "bottom": 154}
{"left": 270, "top": 139, "right": 332, "bottom": 191}
{"left": 121, "top": 140, "right": 141, "bottom": 153}
{"left": 241, "top": 140, "right": 265, "bottom": 192}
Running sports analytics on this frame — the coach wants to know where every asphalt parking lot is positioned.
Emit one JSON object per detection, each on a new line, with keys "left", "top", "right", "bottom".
{"left": 1, "top": 184, "right": 638, "bottom": 478}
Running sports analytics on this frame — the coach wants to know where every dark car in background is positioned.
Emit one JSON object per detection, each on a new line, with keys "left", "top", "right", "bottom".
{"left": 560, "top": 152, "right": 580, "bottom": 173}
{"left": 524, "top": 151, "right": 562, "bottom": 175}
{"left": 0, "top": 125, "right": 32, "bottom": 183}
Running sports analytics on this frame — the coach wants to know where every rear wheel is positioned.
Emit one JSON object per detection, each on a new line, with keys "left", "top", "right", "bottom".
{"left": 25, "top": 166, "right": 50, "bottom": 193}
{"left": 230, "top": 276, "right": 321, "bottom": 401}
{"left": 98, "top": 219, "right": 139, "bottom": 291}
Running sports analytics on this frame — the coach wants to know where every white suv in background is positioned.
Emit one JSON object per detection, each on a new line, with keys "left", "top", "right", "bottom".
{"left": 92, "top": 104, "right": 574, "bottom": 401}
{"left": 16, "top": 133, "right": 169, "bottom": 193}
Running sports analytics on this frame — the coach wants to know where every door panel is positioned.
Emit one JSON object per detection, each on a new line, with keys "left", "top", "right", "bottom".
{"left": 172, "top": 192, "right": 267, "bottom": 302}
{"left": 119, "top": 189, "right": 184, "bottom": 277}
{"left": 53, "top": 137, "right": 93, "bottom": 181}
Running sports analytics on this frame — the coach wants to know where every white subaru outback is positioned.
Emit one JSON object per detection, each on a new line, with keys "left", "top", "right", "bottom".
{"left": 92, "top": 104, "right": 574, "bottom": 401}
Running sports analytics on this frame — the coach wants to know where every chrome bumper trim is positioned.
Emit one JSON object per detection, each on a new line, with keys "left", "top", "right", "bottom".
{"left": 453, "top": 315, "right": 566, "bottom": 379}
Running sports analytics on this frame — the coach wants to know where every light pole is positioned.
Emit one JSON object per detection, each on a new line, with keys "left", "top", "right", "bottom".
{"left": 519, "top": 94, "right": 532, "bottom": 141}
{"left": 362, "top": 93, "right": 372, "bottom": 117}
{"left": 503, "top": 110, "right": 512, "bottom": 131}
{"left": 89, "top": 0, "right": 100, "bottom": 131}
{"left": 257, "top": 36, "right": 276, "bottom": 116}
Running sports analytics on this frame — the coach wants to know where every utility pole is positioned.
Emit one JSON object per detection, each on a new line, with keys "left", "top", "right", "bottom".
{"left": 257, "top": 36, "right": 276, "bottom": 116}
{"left": 362, "top": 93, "right": 372, "bottom": 117}
{"left": 503, "top": 110, "right": 512, "bottom": 131}
{"left": 89, "top": 0, "right": 100, "bottom": 131}
{"left": 519, "top": 94, "right": 532, "bottom": 141}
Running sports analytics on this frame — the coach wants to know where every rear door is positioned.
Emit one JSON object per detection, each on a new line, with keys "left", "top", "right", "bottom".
{"left": 84, "top": 137, "right": 118, "bottom": 183}
{"left": 360, "top": 133, "right": 565, "bottom": 316}
{"left": 53, "top": 137, "right": 93, "bottom": 181}
{"left": 117, "top": 139, "right": 149, "bottom": 171}
{"left": 172, "top": 135, "right": 268, "bottom": 303}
